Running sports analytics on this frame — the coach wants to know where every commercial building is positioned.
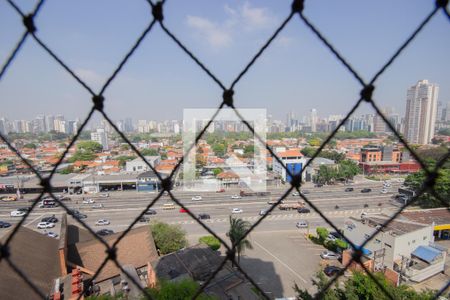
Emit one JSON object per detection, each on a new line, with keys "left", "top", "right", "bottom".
{"left": 399, "top": 208, "right": 450, "bottom": 240}
{"left": 343, "top": 214, "right": 447, "bottom": 285}
{"left": 404, "top": 80, "right": 439, "bottom": 144}
{"left": 272, "top": 150, "right": 307, "bottom": 183}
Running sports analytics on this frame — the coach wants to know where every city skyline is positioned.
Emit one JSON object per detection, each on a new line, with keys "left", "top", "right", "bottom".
{"left": 1, "top": 1, "right": 450, "bottom": 121}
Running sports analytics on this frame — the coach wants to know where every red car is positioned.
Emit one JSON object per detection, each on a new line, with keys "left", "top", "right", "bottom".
{"left": 179, "top": 208, "right": 188, "bottom": 213}
{"left": 216, "top": 189, "right": 225, "bottom": 193}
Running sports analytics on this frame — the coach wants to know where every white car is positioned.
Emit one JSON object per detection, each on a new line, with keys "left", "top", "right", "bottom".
{"left": 231, "top": 195, "right": 241, "bottom": 199}
{"left": 292, "top": 192, "right": 299, "bottom": 196}
{"left": 380, "top": 189, "right": 388, "bottom": 194}
{"left": 37, "top": 222, "right": 55, "bottom": 229}
{"left": 95, "top": 219, "right": 110, "bottom": 226}
{"left": 231, "top": 208, "right": 243, "bottom": 214}
{"left": 99, "top": 193, "right": 109, "bottom": 198}
{"left": 296, "top": 220, "right": 308, "bottom": 228}
{"left": 92, "top": 203, "right": 104, "bottom": 209}
{"left": 46, "top": 232, "right": 59, "bottom": 238}
{"left": 82, "top": 199, "right": 95, "bottom": 204}
{"left": 191, "top": 196, "right": 202, "bottom": 201}
{"left": 10, "top": 210, "right": 26, "bottom": 217}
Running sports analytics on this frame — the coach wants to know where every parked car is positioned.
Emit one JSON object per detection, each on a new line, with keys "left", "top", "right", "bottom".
{"left": 46, "top": 231, "right": 59, "bottom": 238}
{"left": 324, "top": 266, "right": 342, "bottom": 277}
{"left": 139, "top": 216, "right": 150, "bottom": 223}
{"left": 95, "top": 219, "right": 110, "bottom": 226}
{"left": 41, "top": 215, "right": 58, "bottom": 223}
{"left": 231, "top": 208, "right": 243, "bottom": 214}
{"left": 361, "top": 188, "right": 372, "bottom": 193}
{"left": 345, "top": 187, "right": 354, "bottom": 192}
{"left": 198, "top": 213, "right": 211, "bottom": 220}
{"left": 96, "top": 229, "right": 114, "bottom": 236}
{"left": 296, "top": 220, "right": 308, "bottom": 228}
{"left": 327, "top": 234, "right": 337, "bottom": 242}
{"left": 0, "top": 221, "right": 12, "bottom": 228}
{"left": 37, "top": 222, "right": 55, "bottom": 229}
{"left": 179, "top": 208, "right": 188, "bottom": 213}
{"left": 82, "top": 198, "right": 95, "bottom": 204}
{"left": 380, "top": 189, "right": 388, "bottom": 194}
{"left": 231, "top": 195, "right": 242, "bottom": 199}
{"left": 191, "top": 196, "right": 202, "bottom": 201}
{"left": 292, "top": 192, "right": 299, "bottom": 196}
{"left": 144, "top": 208, "right": 157, "bottom": 215}
{"left": 92, "top": 203, "right": 104, "bottom": 209}
{"left": 99, "top": 193, "right": 109, "bottom": 198}
{"left": 320, "top": 251, "right": 341, "bottom": 260}
{"left": 297, "top": 208, "right": 311, "bottom": 214}
{"left": 10, "top": 210, "right": 26, "bottom": 217}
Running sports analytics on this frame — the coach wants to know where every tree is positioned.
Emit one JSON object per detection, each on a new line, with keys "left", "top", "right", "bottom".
{"left": 199, "top": 235, "right": 221, "bottom": 251}
{"left": 68, "top": 151, "right": 97, "bottom": 162}
{"left": 212, "top": 143, "right": 226, "bottom": 157}
{"left": 295, "top": 271, "right": 438, "bottom": 300}
{"left": 438, "top": 128, "right": 450, "bottom": 136}
{"left": 147, "top": 279, "right": 216, "bottom": 300}
{"left": 23, "top": 143, "right": 37, "bottom": 149}
{"left": 316, "top": 165, "right": 338, "bottom": 184}
{"left": 120, "top": 144, "right": 130, "bottom": 151}
{"left": 141, "top": 148, "right": 159, "bottom": 156}
{"left": 316, "top": 227, "right": 329, "bottom": 243}
{"left": 150, "top": 221, "right": 187, "bottom": 255}
{"left": 77, "top": 141, "right": 103, "bottom": 153}
{"left": 116, "top": 155, "right": 136, "bottom": 167}
{"left": 301, "top": 147, "right": 316, "bottom": 157}
{"left": 404, "top": 169, "right": 450, "bottom": 208}
{"left": 338, "top": 159, "right": 360, "bottom": 181}
{"left": 226, "top": 216, "right": 253, "bottom": 264}
{"left": 212, "top": 168, "right": 223, "bottom": 176}
{"left": 308, "top": 137, "right": 322, "bottom": 147}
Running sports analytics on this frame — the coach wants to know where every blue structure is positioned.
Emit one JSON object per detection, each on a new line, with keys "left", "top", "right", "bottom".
{"left": 286, "top": 162, "right": 302, "bottom": 183}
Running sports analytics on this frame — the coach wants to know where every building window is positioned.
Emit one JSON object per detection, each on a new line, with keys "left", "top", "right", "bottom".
{"left": 423, "top": 236, "right": 427, "bottom": 240}
{"left": 384, "top": 243, "right": 392, "bottom": 248}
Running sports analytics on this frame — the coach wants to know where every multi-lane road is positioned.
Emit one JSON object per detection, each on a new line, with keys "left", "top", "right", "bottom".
{"left": 0, "top": 180, "right": 402, "bottom": 238}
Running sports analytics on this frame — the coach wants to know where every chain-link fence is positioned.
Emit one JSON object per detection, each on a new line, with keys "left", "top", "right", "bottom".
{"left": 1, "top": 0, "right": 449, "bottom": 299}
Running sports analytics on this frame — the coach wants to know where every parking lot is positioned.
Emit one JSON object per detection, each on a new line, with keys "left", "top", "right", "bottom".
{"left": 188, "top": 229, "right": 328, "bottom": 298}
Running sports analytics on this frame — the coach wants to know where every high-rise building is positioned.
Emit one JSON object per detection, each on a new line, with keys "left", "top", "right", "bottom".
{"left": 310, "top": 109, "right": 317, "bottom": 132}
{"left": 45, "top": 115, "right": 55, "bottom": 132}
{"left": 404, "top": 80, "right": 439, "bottom": 144}
{"left": 91, "top": 128, "right": 108, "bottom": 150}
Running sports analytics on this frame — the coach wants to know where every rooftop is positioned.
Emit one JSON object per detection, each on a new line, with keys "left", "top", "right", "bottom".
{"left": 399, "top": 208, "right": 450, "bottom": 227}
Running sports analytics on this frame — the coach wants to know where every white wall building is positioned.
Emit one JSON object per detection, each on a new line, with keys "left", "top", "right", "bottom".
{"left": 272, "top": 150, "right": 307, "bottom": 182}
{"left": 344, "top": 214, "right": 446, "bottom": 283}
{"left": 125, "top": 156, "right": 160, "bottom": 173}
{"left": 404, "top": 80, "right": 439, "bottom": 144}
{"left": 91, "top": 128, "right": 109, "bottom": 150}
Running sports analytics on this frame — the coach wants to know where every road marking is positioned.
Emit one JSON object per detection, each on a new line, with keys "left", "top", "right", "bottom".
{"left": 25, "top": 213, "right": 43, "bottom": 226}
{"left": 252, "top": 240, "right": 308, "bottom": 284}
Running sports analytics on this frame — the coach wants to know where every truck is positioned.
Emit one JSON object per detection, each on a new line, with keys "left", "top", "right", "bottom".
{"left": 278, "top": 201, "right": 306, "bottom": 210}
{"left": 240, "top": 190, "right": 271, "bottom": 197}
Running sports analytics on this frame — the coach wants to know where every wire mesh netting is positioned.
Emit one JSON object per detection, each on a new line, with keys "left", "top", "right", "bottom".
{"left": 1, "top": 0, "right": 450, "bottom": 299}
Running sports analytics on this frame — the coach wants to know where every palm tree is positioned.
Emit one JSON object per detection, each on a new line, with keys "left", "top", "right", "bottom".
{"left": 226, "top": 216, "right": 253, "bottom": 264}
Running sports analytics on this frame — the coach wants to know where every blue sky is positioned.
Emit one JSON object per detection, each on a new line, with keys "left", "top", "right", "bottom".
{"left": 1, "top": 0, "right": 449, "bottom": 122}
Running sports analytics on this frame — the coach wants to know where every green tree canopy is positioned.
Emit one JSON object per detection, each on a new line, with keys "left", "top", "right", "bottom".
{"left": 141, "top": 148, "right": 159, "bottom": 156}
{"left": 227, "top": 216, "right": 253, "bottom": 263}
{"left": 77, "top": 140, "right": 103, "bottom": 152}
{"left": 23, "top": 143, "right": 37, "bottom": 149}
{"left": 150, "top": 221, "right": 187, "bottom": 255}
{"left": 404, "top": 168, "right": 450, "bottom": 208}
{"left": 147, "top": 279, "right": 217, "bottom": 300}
{"left": 199, "top": 235, "right": 221, "bottom": 251}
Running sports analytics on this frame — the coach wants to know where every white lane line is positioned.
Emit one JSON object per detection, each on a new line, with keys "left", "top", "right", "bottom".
{"left": 25, "top": 213, "right": 44, "bottom": 226}
{"left": 252, "top": 240, "right": 308, "bottom": 284}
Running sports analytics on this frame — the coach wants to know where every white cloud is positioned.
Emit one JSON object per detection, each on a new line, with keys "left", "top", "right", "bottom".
{"left": 186, "top": 15, "right": 232, "bottom": 48}
{"left": 75, "top": 68, "right": 105, "bottom": 87}
{"left": 186, "top": 2, "right": 277, "bottom": 49}
{"left": 241, "top": 2, "right": 275, "bottom": 31}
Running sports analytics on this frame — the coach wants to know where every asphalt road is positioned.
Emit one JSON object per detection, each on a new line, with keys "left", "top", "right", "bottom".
{"left": 0, "top": 180, "right": 402, "bottom": 238}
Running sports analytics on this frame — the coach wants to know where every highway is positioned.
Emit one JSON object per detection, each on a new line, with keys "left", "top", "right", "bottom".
{"left": 0, "top": 180, "right": 402, "bottom": 238}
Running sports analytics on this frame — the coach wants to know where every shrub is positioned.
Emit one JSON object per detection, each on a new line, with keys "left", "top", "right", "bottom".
{"left": 150, "top": 222, "right": 187, "bottom": 255}
{"left": 199, "top": 235, "right": 221, "bottom": 251}
{"left": 316, "top": 227, "right": 329, "bottom": 242}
